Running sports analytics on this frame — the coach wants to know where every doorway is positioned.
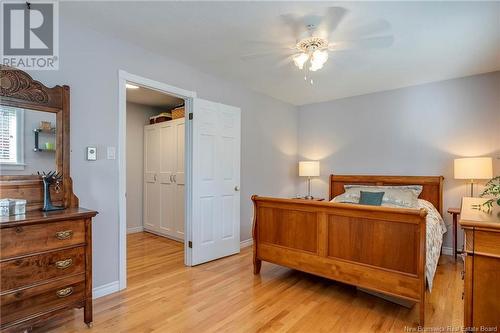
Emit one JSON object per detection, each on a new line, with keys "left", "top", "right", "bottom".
{"left": 118, "top": 71, "right": 196, "bottom": 290}
{"left": 118, "top": 70, "right": 242, "bottom": 291}
{"left": 127, "top": 86, "right": 185, "bottom": 240}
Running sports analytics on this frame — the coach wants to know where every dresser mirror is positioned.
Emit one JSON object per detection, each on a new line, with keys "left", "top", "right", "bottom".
{"left": 0, "top": 106, "right": 57, "bottom": 175}
{"left": 0, "top": 65, "right": 78, "bottom": 210}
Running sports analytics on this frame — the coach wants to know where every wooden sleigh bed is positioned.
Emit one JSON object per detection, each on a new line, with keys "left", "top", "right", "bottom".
{"left": 252, "top": 175, "right": 444, "bottom": 326}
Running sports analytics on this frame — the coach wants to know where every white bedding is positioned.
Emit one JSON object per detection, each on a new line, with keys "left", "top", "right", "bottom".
{"left": 417, "top": 199, "right": 447, "bottom": 291}
{"left": 330, "top": 196, "right": 446, "bottom": 291}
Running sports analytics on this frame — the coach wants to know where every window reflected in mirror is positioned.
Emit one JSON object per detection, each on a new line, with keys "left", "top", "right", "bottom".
{"left": 0, "top": 105, "right": 57, "bottom": 175}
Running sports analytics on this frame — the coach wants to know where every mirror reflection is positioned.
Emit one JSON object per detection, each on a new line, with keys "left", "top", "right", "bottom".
{"left": 0, "top": 105, "right": 57, "bottom": 175}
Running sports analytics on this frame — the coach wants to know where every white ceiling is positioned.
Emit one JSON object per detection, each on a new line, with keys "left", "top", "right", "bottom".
{"left": 64, "top": 2, "right": 500, "bottom": 106}
{"left": 126, "top": 85, "right": 183, "bottom": 108}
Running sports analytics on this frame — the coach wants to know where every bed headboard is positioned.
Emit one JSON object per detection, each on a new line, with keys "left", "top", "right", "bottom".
{"left": 329, "top": 175, "right": 444, "bottom": 214}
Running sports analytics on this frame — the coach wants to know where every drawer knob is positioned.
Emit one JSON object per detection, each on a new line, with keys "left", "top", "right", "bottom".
{"left": 55, "top": 258, "right": 73, "bottom": 269}
{"left": 55, "top": 230, "right": 73, "bottom": 240}
{"left": 56, "top": 287, "right": 74, "bottom": 298}
{"left": 15, "top": 226, "right": 23, "bottom": 233}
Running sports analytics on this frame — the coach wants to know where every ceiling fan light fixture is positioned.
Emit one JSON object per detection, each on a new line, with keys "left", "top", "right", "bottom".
{"left": 293, "top": 52, "right": 309, "bottom": 69}
{"left": 310, "top": 49, "right": 328, "bottom": 71}
{"left": 309, "top": 62, "right": 323, "bottom": 72}
{"left": 294, "top": 37, "right": 330, "bottom": 73}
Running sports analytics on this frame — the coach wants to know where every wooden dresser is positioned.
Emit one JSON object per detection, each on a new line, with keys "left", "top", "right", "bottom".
{"left": 0, "top": 66, "right": 98, "bottom": 331}
{"left": 0, "top": 209, "right": 97, "bottom": 332}
{"left": 460, "top": 197, "right": 500, "bottom": 331}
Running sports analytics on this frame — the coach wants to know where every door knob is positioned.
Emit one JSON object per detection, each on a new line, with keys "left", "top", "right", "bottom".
{"left": 173, "top": 174, "right": 177, "bottom": 183}
{"left": 234, "top": 186, "right": 240, "bottom": 191}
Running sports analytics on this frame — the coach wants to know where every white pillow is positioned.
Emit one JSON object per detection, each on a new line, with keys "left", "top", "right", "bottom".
{"left": 331, "top": 185, "right": 423, "bottom": 208}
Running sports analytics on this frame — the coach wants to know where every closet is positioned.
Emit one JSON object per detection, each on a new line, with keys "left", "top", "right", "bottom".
{"left": 143, "top": 117, "right": 185, "bottom": 241}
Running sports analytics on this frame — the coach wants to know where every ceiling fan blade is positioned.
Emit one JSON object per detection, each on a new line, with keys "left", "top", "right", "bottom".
{"left": 319, "top": 7, "right": 348, "bottom": 38}
{"left": 244, "top": 40, "right": 295, "bottom": 49}
{"left": 245, "top": 40, "right": 296, "bottom": 50}
{"left": 280, "top": 13, "right": 309, "bottom": 41}
{"left": 341, "top": 19, "right": 391, "bottom": 39}
{"left": 240, "top": 48, "right": 296, "bottom": 62}
{"left": 275, "top": 54, "right": 296, "bottom": 68}
{"left": 329, "top": 35, "right": 394, "bottom": 51}
{"left": 240, "top": 52, "right": 280, "bottom": 60}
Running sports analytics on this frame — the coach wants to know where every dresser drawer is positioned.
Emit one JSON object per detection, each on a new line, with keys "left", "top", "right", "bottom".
{"left": 0, "top": 274, "right": 85, "bottom": 327}
{"left": 474, "top": 230, "right": 500, "bottom": 257}
{"left": 0, "top": 220, "right": 86, "bottom": 260}
{"left": 0, "top": 247, "right": 85, "bottom": 292}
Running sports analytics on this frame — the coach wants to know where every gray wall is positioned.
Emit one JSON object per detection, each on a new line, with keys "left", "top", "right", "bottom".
{"left": 126, "top": 102, "right": 159, "bottom": 232}
{"left": 25, "top": 3, "right": 498, "bottom": 292}
{"left": 30, "top": 11, "right": 298, "bottom": 289}
{"left": 298, "top": 71, "right": 500, "bottom": 249}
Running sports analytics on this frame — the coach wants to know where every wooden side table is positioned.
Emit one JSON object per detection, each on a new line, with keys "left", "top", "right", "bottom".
{"left": 447, "top": 207, "right": 461, "bottom": 260}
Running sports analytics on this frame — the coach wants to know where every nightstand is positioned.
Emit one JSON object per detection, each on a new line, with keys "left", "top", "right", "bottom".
{"left": 447, "top": 207, "right": 461, "bottom": 260}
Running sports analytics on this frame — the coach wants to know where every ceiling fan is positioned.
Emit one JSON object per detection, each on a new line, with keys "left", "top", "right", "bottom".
{"left": 242, "top": 7, "right": 394, "bottom": 85}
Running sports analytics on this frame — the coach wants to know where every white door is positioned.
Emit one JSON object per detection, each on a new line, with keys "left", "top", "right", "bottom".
{"left": 191, "top": 98, "right": 241, "bottom": 265}
{"left": 174, "top": 119, "right": 185, "bottom": 239}
{"left": 143, "top": 125, "right": 160, "bottom": 233}
{"left": 159, "top": 122, "right": 175, "bottom": 236}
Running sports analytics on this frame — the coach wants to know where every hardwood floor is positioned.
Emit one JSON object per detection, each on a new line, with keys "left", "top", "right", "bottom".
{"left": 38, "top": 232, "right": 463, "bottom": 333}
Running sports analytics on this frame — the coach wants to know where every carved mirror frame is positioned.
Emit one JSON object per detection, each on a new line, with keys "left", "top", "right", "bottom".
{"left": 0, "top": 65, "right": 78, "bottom": 210}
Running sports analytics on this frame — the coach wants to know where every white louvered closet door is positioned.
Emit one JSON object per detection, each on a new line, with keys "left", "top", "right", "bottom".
{"left": 143, "top": 118, "right": 185, "bottom": 241}
{"left": 159, "top": 121, "right": 176, "bottom": 236}
{"left": 143, "top": 125, "right": 161, "bottom": 233}
{"left": 173, "top": 119, "right": 185, "bottom": 239}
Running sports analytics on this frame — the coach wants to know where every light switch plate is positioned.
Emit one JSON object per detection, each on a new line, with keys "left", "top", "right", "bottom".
{"left": 86, "top": 146, "right": 97, "bottom": 161}
{"left": 107, "top": 146, "right": 116, "bottom": 160}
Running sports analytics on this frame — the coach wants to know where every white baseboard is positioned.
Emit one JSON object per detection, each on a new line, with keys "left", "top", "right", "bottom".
{"left": 143, "top": 229, "right": 184, "bottom": 243}
{"left": 240, "top": 238, "right": 253, "bottom": 249}
{"left": 441, "top": 246, "right": 454, "bottom": 256}
{"left": 93, "top": 280, "right": 120, "bottom": 299}
{"left": 127, "top": 226, "right": 144, "bottom": 234}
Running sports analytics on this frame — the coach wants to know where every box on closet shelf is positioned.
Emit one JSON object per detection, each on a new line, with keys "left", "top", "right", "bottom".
{"left": 171, "top": 106, "right": 185, "bottom": 119}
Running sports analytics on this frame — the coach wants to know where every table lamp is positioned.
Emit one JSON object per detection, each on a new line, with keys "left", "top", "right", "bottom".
{"left": 454, "top": 157, "right": 493, "bottom": 196}
{"left": 299, "top": 161, "right": 320, "bottom": 199}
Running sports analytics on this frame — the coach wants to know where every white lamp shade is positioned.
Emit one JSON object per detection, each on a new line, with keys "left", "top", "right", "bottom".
{"left": 454, "top": 157, "right": 493, "bottom": 180}
{"left": 299, "top": 161, "right": 320, "bottom": 177}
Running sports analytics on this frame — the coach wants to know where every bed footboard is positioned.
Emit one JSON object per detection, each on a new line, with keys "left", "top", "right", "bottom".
{"left": 251, "top": 196, "right": 427, "bottom": 326}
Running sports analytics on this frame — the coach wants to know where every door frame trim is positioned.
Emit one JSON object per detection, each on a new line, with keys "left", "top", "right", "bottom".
{"left": 118, "top": 70, "right": 196, "bottom": 291}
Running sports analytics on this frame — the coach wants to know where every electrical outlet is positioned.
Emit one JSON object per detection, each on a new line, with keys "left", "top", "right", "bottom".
{"left": 86, "top": 146, "right": 97, "bottom": 161}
